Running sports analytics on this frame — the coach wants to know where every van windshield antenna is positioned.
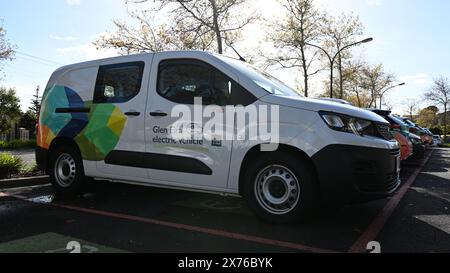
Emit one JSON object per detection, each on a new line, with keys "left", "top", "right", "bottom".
{"left": 226, "top": 42, "right": 247, "bottom": 62}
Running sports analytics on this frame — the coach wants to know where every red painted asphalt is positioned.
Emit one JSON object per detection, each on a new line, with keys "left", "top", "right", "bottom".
{"left": 0, "top": 191, "right": 337, "bottom": 253}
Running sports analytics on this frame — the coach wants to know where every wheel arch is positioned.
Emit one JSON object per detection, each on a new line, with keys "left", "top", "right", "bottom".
{"left": 48, "top": 137, "right": 83, "bottom": 166}
{"left": 238, "top": 144, "right": 320, "bottom": 198}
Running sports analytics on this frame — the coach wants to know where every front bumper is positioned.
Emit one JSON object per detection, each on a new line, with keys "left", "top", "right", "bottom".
{"left": 312, "top": 144, "right": 401, "bottom": 203}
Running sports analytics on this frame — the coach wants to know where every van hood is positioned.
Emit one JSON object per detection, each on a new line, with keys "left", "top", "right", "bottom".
{"left": 260, "top": 95, "right": 389, "bottom": 123}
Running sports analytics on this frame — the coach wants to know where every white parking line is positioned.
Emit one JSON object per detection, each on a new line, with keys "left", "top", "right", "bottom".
{"left": 411, "top": 187, "right": 450, "bottom": 203}
{"left": 415, "top": 215, "right": 450, "bottom": 235}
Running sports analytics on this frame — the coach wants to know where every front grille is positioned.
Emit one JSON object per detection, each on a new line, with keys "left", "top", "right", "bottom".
{"left": 385, "top": 172, "right": 401, "bottom": 193}
{"left": 390, "top": 148, "right": 400, "bottom": 156}
{"left": 376, "top": 123, "right": 395, "bottom": 141}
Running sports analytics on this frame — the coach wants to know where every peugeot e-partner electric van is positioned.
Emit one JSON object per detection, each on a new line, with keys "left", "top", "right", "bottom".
{"left": 36, "top": 51, "right": 401, "bottom": 223}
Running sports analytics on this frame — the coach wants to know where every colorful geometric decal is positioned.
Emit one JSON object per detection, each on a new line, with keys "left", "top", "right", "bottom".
{"left": 37, "top": 85, "right": 127, "bottom": 161}
{"left": 75, "top": 104, "right": 127, "bottom": 161}
{"left": 58, "top": 88, "right": 89, "bottom": 139}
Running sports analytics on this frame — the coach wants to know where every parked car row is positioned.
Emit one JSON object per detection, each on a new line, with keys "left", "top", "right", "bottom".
{"left": 433, "top": 135, "right": 442, "bottom": 147}
{"left": 369, "top": 110, "right": 427, "bottom": 161}
{"left": 318, "top": 100, "right": 443, "bottom": 161}
{"left": 323, "top": 99, "right": 441, "bottom": 161}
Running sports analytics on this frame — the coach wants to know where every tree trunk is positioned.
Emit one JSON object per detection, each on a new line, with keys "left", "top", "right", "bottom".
{"left": 444, "top": 104, "right": 448, "bottom": 143}
{"left": 300, "top": 46, "right": 308, "bottom": 97}
{"left": 299, "top": 10, "right": 308, "bottom": 97}
{"left": 215, "top": 27, "right": 223, "bottom": 54}
{"left": 338, "top": 54, "right": 344, "bottom": 99}
{"left": 210, "top": 0, "right": 223, "bottom": 54}
{"left": 355, "top": 88, "right": 361, "bottom": 107}
{"left": 369, "top": 86, "right": 376, "bottom": 108}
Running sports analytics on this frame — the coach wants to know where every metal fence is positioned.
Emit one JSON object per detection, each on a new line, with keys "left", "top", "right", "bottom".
{"left": 0, "top": 124, "right": 30, "bottom": 142}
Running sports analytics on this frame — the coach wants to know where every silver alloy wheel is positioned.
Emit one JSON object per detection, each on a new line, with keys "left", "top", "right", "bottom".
{"left": 54, "top": 153, "right": 76, "bottom": 188}
{"left": 254, "top": 165, "right": 300, "bottom": 215}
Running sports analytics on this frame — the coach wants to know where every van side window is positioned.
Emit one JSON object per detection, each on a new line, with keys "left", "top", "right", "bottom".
{"left": 94, "top": 62, "right": 145, "bottom": 104}
{"left": 157, "top": 61, "right": 211, "bottom": 105}
{"left": 157, "top": 59, "right": 256, "bottom": 106}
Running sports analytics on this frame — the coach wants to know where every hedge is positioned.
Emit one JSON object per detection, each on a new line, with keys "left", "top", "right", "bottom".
{"left": 0, "top": 139, "right": 36, "bottom": 150}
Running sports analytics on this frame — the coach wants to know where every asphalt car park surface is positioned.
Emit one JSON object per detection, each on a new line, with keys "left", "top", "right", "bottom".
{"left": 0, "top": 148, "right": 448, "bottom": 253}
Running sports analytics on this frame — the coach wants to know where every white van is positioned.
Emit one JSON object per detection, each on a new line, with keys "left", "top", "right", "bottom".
{"left": 36, "top": 51, "right": 400, "bottom": 223}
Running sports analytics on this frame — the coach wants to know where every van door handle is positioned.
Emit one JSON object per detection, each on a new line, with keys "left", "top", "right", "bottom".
{"left": 125, "top": 111, "right": 141, "bottom": 116}
{"left": 150, "top": 112, "right": 168, "bottom": 117}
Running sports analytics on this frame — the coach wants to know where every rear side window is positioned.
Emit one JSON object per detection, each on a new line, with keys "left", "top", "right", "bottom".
{"left": 94, "top": 62, "right": 145, "bottom": 104}
{"left": 157, "top": 59, "right": 256, "bottom": 106}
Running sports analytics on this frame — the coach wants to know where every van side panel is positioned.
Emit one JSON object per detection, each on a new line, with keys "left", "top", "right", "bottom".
{"left": 37, "top": 66, "right": 128, "bottom": 173}
{"left": 38, "top": 67, "right": 97, "bottom": 149}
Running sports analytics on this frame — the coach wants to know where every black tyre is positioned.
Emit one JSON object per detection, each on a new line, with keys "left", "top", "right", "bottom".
{"left": 243, "top": 152, "right": 317, "bottom": 224}
{"left": 49, "top": 144, "right": 86, "bottom": 196}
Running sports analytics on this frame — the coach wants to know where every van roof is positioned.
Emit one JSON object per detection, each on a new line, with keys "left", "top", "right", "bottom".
{"left": 55, "top": 50, "right": 223, "bottom": 72}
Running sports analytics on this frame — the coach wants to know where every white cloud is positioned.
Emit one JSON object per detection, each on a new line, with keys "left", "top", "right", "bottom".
{"left": 56, "top": 42, "right": 118, "bottom": 61}
{"left": 1, "top": 83, "right": 45, "bottom": 112}
{"left": 66, "top": 0, "right": 81, "bottom": 6}
{"left": 400, "top": 73, "right": 432, "bottom": 85}
{"left": 50, "top": 35, "right": 79, "bottom": 41}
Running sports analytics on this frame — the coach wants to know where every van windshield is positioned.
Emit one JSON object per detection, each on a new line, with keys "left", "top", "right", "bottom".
{"left": 218, "top": 56, "right": 301, "bottom": 97}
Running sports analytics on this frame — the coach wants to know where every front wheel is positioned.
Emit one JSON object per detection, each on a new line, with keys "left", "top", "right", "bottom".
{"left": 243, "top": 152, "right": 317, "bottom": 224}
{"left": 49, "top": 144, "right": 85, "bottom": 196}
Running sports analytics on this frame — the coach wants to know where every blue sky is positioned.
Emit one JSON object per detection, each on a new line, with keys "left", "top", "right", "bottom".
{"left": 1, "top": 0, "right": 449, "bottom": 114}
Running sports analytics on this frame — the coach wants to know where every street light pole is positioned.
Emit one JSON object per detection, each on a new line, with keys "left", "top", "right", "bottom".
{"left": 306, "top": 38, "right": 373, "bottom": 99}
{"left": 379, "top": 82, "right": 406, "bottom": 109}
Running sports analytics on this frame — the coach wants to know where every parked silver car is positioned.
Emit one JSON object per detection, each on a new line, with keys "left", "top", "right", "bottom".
{"left": 433, "top": 135, "right": 442, "bottom": 147}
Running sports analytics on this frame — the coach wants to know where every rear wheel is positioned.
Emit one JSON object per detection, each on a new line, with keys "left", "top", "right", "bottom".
{"left": 243, "top": 152, "right": 317, "bottom": 224}
{"left": 50, "top": 144, "right": 85, "bottom": 196}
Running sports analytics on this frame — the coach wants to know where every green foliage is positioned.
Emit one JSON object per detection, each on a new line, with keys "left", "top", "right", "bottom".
{"left": 430, "top": 127, "right": 443, "bottom": 136}
{"left": 0, "top": 87, "right": 22, "bottom": 134}
{"left": 29, "top": 86, "right": 41, "bottom": 118}
{"left": 1, "top": 21, "right": 16, "bottom": 65}
{"left": 20, "top": 161, "right": 39, "bottom": 175}
{"left": 0, "top": 152, "right": 23, "bottom": 179}
{"left": 19, "top": 110, "right": 37, "bottom": 137}
{"left": 0, "top": 139, "right": 36, "bottom": 150}
{"left": 417, "top": 108, "right": 438, "bottom": 128}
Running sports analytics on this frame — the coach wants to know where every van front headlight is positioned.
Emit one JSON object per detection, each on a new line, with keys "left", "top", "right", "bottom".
{"left": 319, "top": 111, "right": 374, "bottom": 136}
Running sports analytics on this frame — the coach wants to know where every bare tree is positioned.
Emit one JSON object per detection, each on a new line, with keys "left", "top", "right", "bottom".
{"left": 383, "top": 101, "right": 394, "bottom": 112}
{"left": 119, "top": 0, "right": 258, "bottom": 54}
{"left": 424, "top": 76, "right": 450, "bottom": 142}
{"left": 359, "top": 64, "right": 394, "bottom": 109}
{"left": 95, "top": 11, "right": 175, "bottom": 54}
{"left": 342, "top": 59, "right": 370, "bottom": 107}
{"left": 265, "top": 0, "right": 325, "bottom": 97}
{"left": 0, "top": 20, "right": 16, "bottom": 78}
{"left": 404, "top": 99, "right": 419, "bottom": 122}
{"left": 322, "top": 13, "right": 364, "bottom": 99}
